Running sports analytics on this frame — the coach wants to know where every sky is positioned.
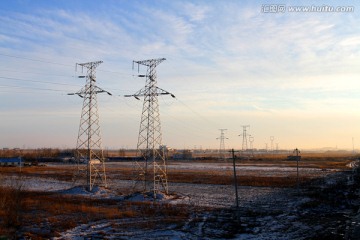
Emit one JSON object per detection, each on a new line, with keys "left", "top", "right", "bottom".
{"left": 0, "top": 0, "right": 360, "bottom": 150}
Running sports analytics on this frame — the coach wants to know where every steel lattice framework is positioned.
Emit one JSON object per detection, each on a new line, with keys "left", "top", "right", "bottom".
{"left": 69, "top": 61, "right": 111, "bottom": 191}
{"left": 239, "top": 125, "right": 250, "bottom": 151}
{"left": 249, "top": 135, "right": 254, "bottom": 156}
{"left": 125, "top": 58, "right": 174, "bottom": 196}
{"left": 216, "top": 129, "right": 228, "bottom": 160}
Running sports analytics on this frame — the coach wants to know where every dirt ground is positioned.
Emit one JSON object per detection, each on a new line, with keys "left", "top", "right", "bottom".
{"left": 1, "top": 157, "right": 360, "bottom": 239}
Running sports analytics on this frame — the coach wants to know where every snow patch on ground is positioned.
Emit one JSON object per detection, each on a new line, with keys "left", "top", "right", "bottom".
{"left": 347, "top": 160, "right": 360, "bottom": 168}
{"left": 0, "top": 175, "right": 72, "bottom": 191}
{"left": 2, "top": 162, "right": 355, "bottom": 239}
{"left": 57, "top": 186, "right": 119, "bottom": 199}
{"left": 54, "top": 218, "right": 194, "bottom": 240}
{"left": 124, "top": 191, "right": 190, "bottom": 204}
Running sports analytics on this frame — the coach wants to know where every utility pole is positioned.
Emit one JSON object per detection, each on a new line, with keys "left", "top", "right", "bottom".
{"left": 229, "top": 149, "right": 240, "bottom": 209}
{"left": 239, "top": 125, "right": 250, "bottom": 152}
{"left": 217, "top": 129, "right": 228, "bottom": 160}
{"left": 125, "top": 58, "right": 175, "bottom": 197}
{"left": 69, "top": 61, "right": 111, "bottom": 191}
{"left": 352, "top": 137, "right": 355, "bottom": 154}
{"left": 293, "top": 148, "right": 301, "bottom": 192}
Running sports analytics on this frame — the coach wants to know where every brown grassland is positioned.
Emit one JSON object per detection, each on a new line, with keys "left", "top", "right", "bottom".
{"left": 0, "top": 186, "right": 197, "bottom": 238}
{"left": 0, "top": 152, "right": 357, "bottom": 238}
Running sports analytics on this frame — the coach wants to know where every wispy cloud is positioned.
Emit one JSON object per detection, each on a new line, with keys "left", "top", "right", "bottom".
{"left": 0, "top": 1, "right": 359, "bottom": 148}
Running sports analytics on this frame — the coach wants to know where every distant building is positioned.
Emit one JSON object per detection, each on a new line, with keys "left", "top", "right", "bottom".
{"left": 287, "top": 155, "right": 301, "bottom": 161}
{"left": 0, "top": 157, "right": 23, "bottom": 166}
{"left": 173, "top": 150, "right": 193, "bottom": 160}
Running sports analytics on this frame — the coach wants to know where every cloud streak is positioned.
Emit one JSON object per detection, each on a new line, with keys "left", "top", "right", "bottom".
{"left": 0, "top": 1, "right": 359, "bottom": 149}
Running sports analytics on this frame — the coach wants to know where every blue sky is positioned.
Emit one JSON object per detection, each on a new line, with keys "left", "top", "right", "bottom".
{"left": 0, "top": 0, "right": 360, "bottom": 150}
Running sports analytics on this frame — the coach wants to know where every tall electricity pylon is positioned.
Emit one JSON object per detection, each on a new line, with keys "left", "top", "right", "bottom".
{"left": 249, "top": 135, "right": 254, "bottom": 156}
{"left": 216, "top": 129, "right": 228, "bottom": 160}
{"left": 125, "top": 58, "right": 175, "bottom": 197}
{"left": 68, "top": 61, "right": 111, "bottom": 191}
{"left": 270, "top": 136, "right": 275, "bottom": 153}
{"left": 239, "top": 125, "right": 250, "bottom": 151}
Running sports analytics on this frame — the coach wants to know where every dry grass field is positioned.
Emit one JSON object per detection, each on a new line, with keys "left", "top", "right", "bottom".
{"left": 0, "top": 151, "right": 359, "bottom": 239}
{"left": 0, "top": 185, "right": 199, "bottom": 238}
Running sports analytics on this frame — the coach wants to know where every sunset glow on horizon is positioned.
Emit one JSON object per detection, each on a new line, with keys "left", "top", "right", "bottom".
{"left": 0, "top": 0, "right": 360, "bottom": 150}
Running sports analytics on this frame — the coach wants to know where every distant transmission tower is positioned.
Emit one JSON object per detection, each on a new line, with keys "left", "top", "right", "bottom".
{"left": 125, "top": 58, "right": 175, "bottom": 197}
{"left": 249, "top": 135, "right": 254, "bottom": 156}
{"left": 352, "top": 137, "right": 355, "bottom": 154}
{"left": 68, "top": 61, "right": 111, "bottom": 191}
{"left": 239, "top": 125, "right": 250, "bottom": 151}
{"left": 216, "top": 129, "right": 228, "bottom": 160}
{"left": 270, "top": 136, "right": 274, "bottom": 153}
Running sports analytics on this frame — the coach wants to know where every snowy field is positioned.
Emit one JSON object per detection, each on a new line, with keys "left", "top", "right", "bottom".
{"left": 0, "top": 160, "right": 358, "bottom": 239}
{"left": 1, "top": 160, "right": 336, "bottom": 208}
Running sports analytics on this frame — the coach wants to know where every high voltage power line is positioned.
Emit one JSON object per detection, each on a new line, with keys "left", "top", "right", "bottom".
{"left": 0, "top": 76, "right": 81, "bottom": 87}
{"left": 0, "top": 53, "right": 71, "bottom": 67}
{"left": 0, "top": 54, "right": 138, "bottom": 94}
{"left": 0, "top": 54, "right": 224, "bottom": 149}
{"left": 0, "top": 83, "right": 66, "bottom": 92}
{"left": 0, "top": 68, "right": 79, "bottom": 78}
{"left": 174, "top": 97, "right": 220, "bottom": 129}
{"left": 0, "top": 79, "right": 221, "bottom": 139}
{"left": 116, "top": 94, "right": 217, "bottom": 143}
{"left": 116, "top": 96, "right": 224, "bottom": 145}
{"left": 0, "top": 75, "right": 127, "bottom": 95}
{"left": 0, "top": 54, "right": 223, "bottom": 152}
{"left": 0, "top": 53, "right": 130, "bottom": 75}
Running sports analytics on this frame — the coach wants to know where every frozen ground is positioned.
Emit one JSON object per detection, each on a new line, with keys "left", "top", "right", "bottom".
{"left": 107, "top": 161, "right": 334, "bottom": 177}
{"left": 1, "top": 160, "right": 359, "bottom": 239}
{"left": 54, "top": 170, "right": 360, "bottom": 240}
{"left": 0, "top": 175, "right": 72, "bottom": 191}
{"left": 0, "top": 174, "right": 292, "bottom": 208}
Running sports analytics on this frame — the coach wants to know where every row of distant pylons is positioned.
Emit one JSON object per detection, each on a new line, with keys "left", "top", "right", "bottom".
{"left": 70, "top": 58, "right": 174, "bottom": 197}
{"left": 217, "top": 126, "right": 253, "bottom": 159}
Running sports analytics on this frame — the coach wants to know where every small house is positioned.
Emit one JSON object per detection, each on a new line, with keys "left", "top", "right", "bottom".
{"left": 0, "top": 157, "right": 23, "bottom": 166}
{"left": 287, "top": 155, "right": 301, "bottom": 161}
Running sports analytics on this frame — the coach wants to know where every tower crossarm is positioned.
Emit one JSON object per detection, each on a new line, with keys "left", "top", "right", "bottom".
{"left": 124, "top": 86, "right": 175, "bottom": 99}
{"left": 68, "top": 86, "right": 112, "bottom": 98}
{"left": 133, "top": 58, "right": 166, "bottom": 68}
{"left": 77, "top": 61, "right": 103, "bottom": 71}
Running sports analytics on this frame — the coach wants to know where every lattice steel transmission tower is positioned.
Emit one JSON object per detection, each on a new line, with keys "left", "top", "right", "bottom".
{"left": 239, "top": 125, "right": 250, "bottom": 151}
{"left": 216, "top": 129, "right": 228, "bottom": 160}
{"left": 125, "top": 58, "right": 175, "bottom": 196}
{"left": 249, "top": 135, "right": 254, "bottom": 156}
{"left": 68, "top": 61, "right": 111, "bottom": 191}
{"left": 270, "top": 136, "right": 275, "bottom": 153}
